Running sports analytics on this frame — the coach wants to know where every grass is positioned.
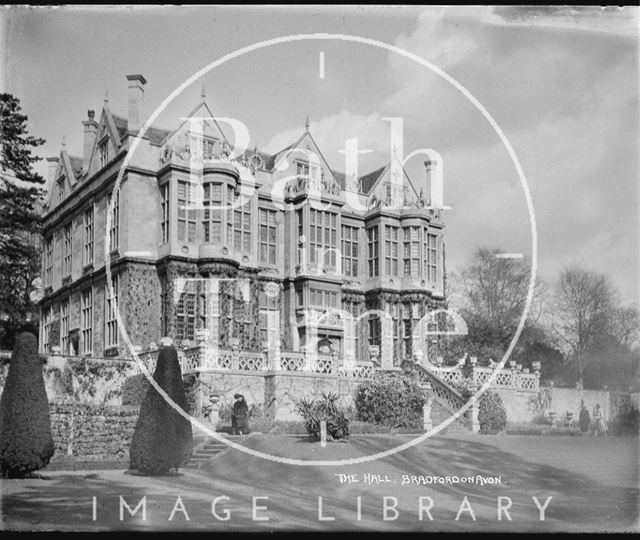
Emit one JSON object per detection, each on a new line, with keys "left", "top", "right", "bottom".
{"left": 505, "top": 421, "right": 584, "bottom": 436}
{"left": 218, "top": 418, "right": 426, "bottom": 436}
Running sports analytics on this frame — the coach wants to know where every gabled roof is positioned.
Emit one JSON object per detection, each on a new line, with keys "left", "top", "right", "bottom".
{"left": 271, "top": 131, "right": 342, "bottom": 192}
{"left": 68, "top": 156, "right": 83, "bottom": 178}
{"left": 361, "top": 158, "right": 421, "bottom": 200}
{"left": 112, "top": 114, "right": 172, "bottom": 146}
{"left": 359, "top": 165, "right": 386, "bottom": 194}
{"left": 158, "top": 100, "right": 230, "bottom": 148}
{"left": 44, "top": 149, "right": 82, "bottom": 208}
{"left": 85, "top": 105, "right": 122, "bottom": 176}
{"left": 331, "top": 170, "right": 346, "bottom": 190}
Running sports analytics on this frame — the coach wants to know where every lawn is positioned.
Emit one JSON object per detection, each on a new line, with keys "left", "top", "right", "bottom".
{"left": 1, "top": 433, "right": 637, "bottom": 532}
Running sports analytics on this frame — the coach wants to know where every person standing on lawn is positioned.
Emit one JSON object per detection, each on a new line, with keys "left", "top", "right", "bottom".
{"left": 579, "top": 399, "right": 591, "bottom": 433}
{"left": 232, "top": 393, "right": 249, "bottom": 435}
{"left": 593, "top": 403, "right": 607, "bottom": 437}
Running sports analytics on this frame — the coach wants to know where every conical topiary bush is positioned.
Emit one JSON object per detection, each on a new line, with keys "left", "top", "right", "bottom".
{"left": 0, "top": 332, "right": 54, "bottom": 478}
{"left": 129, "top": 346, "right": 193, "bottom": 475}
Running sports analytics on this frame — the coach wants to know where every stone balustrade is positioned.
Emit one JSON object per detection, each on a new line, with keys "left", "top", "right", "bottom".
{"left": 139, "top": 340, "right": 377, "bottom": 379}
{"left": 428, "top": 359, "right": 541, "bottom": 392}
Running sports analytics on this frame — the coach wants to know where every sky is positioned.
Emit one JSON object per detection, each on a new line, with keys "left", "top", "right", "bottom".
{"left": 1, "top": 5, "right": 638, "bottom": 305}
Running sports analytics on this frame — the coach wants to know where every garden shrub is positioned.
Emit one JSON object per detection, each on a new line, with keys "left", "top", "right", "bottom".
{"left": 291, "top": 392, "right": 350, "bottom": 441}
{"left": 129, "top": 346, "right": 193, "bottom": 475}
{"left": 121, "top": 373, "right": 151, "bottom": 408}
{"left": 610, "top": 398, "right": 639, "bottom": 436}
{"left": 478, "top": 390, "right": 507, "bottom": 434}
{"left": 355, "top": 371, "right": 426, "bottom": 429}
{"left": 0, "top": 332, "right": 55, "bottom": 478}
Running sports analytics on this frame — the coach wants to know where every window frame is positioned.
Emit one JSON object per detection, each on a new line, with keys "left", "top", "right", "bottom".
{"left": 81, "top": 287, "right": 93, "bottom": 355}
{"left": 83, "top": 206, "right": 94, "bottom": 267}
{"left": 105, "top": 275, "right": 119, "bottom": 349}
{"left": 367, "top": 225, "right": 379, "bottom": 277}
{"left": 62, "top": 222, "right": 73, "bottom": 277}
{"left": 258, "top": 208, "right": 277, "bottom": 265}
{"left": 341, "top": 225, "right": 359, "bottom": 278}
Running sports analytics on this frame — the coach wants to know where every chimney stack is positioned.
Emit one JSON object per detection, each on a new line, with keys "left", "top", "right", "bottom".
{"left": 126, "top": 74, "right": 147, "bottom": 134}
{"left": 82, "top": 110, "right": 98, "bottom": 172}
{"left": 424, "top": 157, "right": 443, "bottom": 208}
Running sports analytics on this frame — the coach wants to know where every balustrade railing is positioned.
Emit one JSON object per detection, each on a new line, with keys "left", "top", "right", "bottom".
{"left": 429, "top": 363, "right": 540, "bottom": 392}
{"left": 151, "top": 344, "right": 376, "bottom": 379}
{"left": 403, "top": 361, "right": 468, "bottom": 415}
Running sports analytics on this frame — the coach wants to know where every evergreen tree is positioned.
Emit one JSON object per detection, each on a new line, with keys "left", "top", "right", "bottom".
{"left": 0, "top": 332, "right": 54, "bottom": 478}
{"left": 129, "top": 346, "right": 193, "bottom": 475}
{"left": 0, "top": 94, "right": 45, "bottom": 348}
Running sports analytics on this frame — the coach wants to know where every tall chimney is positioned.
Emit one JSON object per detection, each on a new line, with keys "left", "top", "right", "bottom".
{"left": 424, "top": 157, "right": 443, "bottom": 208}
{"left": 82, "top": 110, "right": 98, "bottom": 172}
{"left": 126, "top": 74, "right": 147, "bottom": 134}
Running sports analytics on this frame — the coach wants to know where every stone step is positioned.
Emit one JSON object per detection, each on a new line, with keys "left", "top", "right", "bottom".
{"left": 196, "top": 448, "right": 226, "bottom": 456}
{"left": 184, "top": 436, "right": 239, "bottom": 468}
{"left": 429, "top": 399, "right": 470, "bottom": 434}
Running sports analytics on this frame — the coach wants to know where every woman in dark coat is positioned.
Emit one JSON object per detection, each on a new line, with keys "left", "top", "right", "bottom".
{"left": 231, "top": 394, "right": 249, "bottom": 435}
{"left": 579, "top": 399, "right": 590, "bottom": 433}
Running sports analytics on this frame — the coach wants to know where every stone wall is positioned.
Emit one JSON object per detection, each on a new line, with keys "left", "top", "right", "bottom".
{"left": 123, "top": 262, "right": 162, "bottom": 352}
{"left": 50, "top": 402, "right": 138, "bottom": 461}
{"left": 0, "top": 356, "right": 138, "bottom": 407}
{"left": 199, "top": 370, "right": 365, "bottom": 422}
{"left": 547, "top": 387, "right": 640, "bottom": 423}
{"left": 494, "top": 389, "right": 538, "bottom": 423}
{"left": 491, "top": 386, "right": 640, "bottom": 424}
{"left": 267, "top": 372, "right": 363, "bottom": 421}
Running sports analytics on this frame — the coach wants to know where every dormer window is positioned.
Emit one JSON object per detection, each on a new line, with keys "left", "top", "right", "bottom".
{"left": 203, "top": 138, "right": 217, "bottom": 160}
{"left": 98, "top": 139, "right": 109, "bottom": 168}
{"left": 57, "top": 178, "right": 65, "bottom": 202}
{"left": 297, "top": 162, "right": 309, "bottom": 179}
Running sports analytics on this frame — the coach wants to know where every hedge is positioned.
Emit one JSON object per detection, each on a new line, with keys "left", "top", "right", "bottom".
{"left": 129, "top": 346, "right": 193, "bottom": 474}
{"left": 0, "top": 333, "right": 55, "bottom": 477}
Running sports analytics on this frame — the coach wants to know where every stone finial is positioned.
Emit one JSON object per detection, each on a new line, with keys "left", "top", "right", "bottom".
{"left": 201, "top": 83, "right": 206, "bottom": 101}
{"left": 61, "top": 135, "right": 66, "bottom": 148}
{"left": 195, "top": 328, "right": 209, "bottom": 344}
{"left": 104, "top": 90, "right": 109, "bottom": 104}
{"left": 88, "top": 110, "right": 95, "bottom": 121}
{"left": 305, "top": 115, "right": 310, "bottom": 131}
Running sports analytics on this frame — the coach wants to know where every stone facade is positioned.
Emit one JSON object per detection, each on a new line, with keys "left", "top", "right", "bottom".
{"left": 39, "top": 74, "right": 448, "bottom": 369}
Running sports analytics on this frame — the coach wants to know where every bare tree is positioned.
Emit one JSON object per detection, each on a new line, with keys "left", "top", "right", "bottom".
{"left": 439, "top": 247, "right": 546, "bottom": 365}
{"left": 459, "top": 247, "right": 541, "bottom": 338}
{"left": 549, "top": 265, "right": 617, "bottom": 386}
{"left": 608, "top": 306, "right": 640, "bottom": 350}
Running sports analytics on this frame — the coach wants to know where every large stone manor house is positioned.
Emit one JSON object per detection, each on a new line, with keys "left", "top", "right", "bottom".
{"left": 39, "top": 74, "right": 447, "bottom": 370}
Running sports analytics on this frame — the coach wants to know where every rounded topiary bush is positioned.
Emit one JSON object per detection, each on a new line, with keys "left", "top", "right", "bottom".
{"left": 355, "top": 371, "right": 426, "bottom": 429}
{"left": 121, "top": 373, "right": 151, "bottom": 407}
{"left": 129, "top": 346, "right": 193, "bottom": 475}
{"left": 478, "top": 390, "right": 507, "bottom": 434}
{"left": 0, "top": 332, "right": 54, "bottom": 478}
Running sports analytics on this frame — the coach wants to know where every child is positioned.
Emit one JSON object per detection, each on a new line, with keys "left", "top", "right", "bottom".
{"left": 593, "top": 403, "right": 607, "bottom": 437}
